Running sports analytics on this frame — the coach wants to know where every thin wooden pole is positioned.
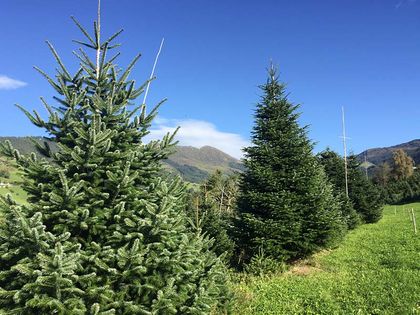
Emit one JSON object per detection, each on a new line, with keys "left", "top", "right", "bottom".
{"left": 394, "top": 206, "right": 397, "bottom": 215}
{"left": 407, "top": 207, "right": 412, "bottom": 221}
{"left": 143, "top": 38, "right": 165, "bottom": 109}
{"left": 411, "top": 208, "right": 417, "bottom": 234}
{"left": 96, "top": 0, "right": 101, "bottom": 79}
{"left": 341, "top": 106, "right": 349, "bottom": 198}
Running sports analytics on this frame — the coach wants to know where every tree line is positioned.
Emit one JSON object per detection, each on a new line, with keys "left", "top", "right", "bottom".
{"left": 372, "top": 149, "right": 420, "bottom": 204}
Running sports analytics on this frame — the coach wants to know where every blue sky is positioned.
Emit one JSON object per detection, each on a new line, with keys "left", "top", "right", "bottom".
{"left": 0, "top": 0, "right": 419, "bottom": 158}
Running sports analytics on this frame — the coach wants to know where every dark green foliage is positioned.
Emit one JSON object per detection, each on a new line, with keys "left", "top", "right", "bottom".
{"left": 243, "top": 248, "right": 287, "bottom": 277}
{"left": 236, "top": 67, "right": 346, "bottom": 264}
{"left": 380, "top": 169, "right": 420, "bottom": 204}
{"left": 317, "top": 149, "right": 360, "bottom": 229}
{"left": 187, "top": 170, "right": 238, "bottom": 263}
{"left": 318, "top": 150, "right": 383, "bottom": 224}
{"left": 0, "top": 17, "right": 229, "bottom": 314}
{"left": 0, "top": 169, "right": 10, "bottom": 179}
{"left": 347, "top": 156, "right": 383, "bottom": 223}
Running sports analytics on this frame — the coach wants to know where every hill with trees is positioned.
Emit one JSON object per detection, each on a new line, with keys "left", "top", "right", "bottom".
{"left": 358, "top": 139, "right": 420, "bottom": 166}
{"left": 0, "top": 136, "right": 243, "bottom": 183}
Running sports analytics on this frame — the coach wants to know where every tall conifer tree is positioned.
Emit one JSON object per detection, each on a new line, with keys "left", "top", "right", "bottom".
{"left": 236, "top": 67, "right": 345, "bottom": 263}
{"left": 0, "top": 14, "right": 229, "bottom": 314}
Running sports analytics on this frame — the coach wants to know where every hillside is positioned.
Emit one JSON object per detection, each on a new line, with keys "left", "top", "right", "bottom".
{"left": 0, "top": 155, "right": 27, "bottom": 204}
{"left": 0, "top": 136, "right": 243, "bottom": 183}
{"left": 358, "top": 139, "right": 420, "bottom": 166}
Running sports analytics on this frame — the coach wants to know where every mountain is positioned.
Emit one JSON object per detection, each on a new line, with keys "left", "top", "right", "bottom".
{"left": 0, "top": 137, "right": 243, "bottom": 183}
{"left": 357, "top": 139, "right": 420, "bottom": 167}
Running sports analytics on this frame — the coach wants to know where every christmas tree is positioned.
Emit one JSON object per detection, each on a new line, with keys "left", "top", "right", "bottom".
{"left": 236, "top": 67, "right": 345, "bottom": 264}
{"left": 0, "top": 13, "right": 229, "bottom": 314}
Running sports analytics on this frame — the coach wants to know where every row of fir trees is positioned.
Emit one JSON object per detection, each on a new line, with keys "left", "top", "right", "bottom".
{"left": 0, "top": 15, "right": 384, "bottom": 314}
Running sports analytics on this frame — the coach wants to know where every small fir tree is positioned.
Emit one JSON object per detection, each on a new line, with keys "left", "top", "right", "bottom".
{"left": 0, "top": 16, "right": 229, "bottom": 313}
{"left": 236, "top": 67, "right": 345, "bottom": 264}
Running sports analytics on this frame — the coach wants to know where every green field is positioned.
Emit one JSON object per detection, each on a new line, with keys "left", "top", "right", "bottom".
{"left": 0, "top": 156, "right": 27, "bottom": 204}
{"left": 233, "top": 204, "right": 420, "bottom": 314}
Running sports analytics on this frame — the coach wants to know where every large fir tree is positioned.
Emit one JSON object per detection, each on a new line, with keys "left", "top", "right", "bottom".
{"left": 0, "top": 16, "right": 229, "bottom": 314}
{"left": 236, "top": 67, "right": 345, "bottom": 264}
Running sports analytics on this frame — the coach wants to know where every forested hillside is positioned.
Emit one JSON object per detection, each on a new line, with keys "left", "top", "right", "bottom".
{"left": 358, "top": 139, "right": 420, "bottom": 166}
{"left": 0, "top": 136, "right": 243, "bottom": 183}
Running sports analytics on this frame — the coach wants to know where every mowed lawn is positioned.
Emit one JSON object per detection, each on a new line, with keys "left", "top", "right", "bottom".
{"left": 233, "top": 204, "right": 420, "bottom": 314}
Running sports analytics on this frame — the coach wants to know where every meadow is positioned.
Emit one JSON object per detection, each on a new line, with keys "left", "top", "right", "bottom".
{"left": 0, "top": 156, "right": 27, "bottom": 204}
{"left": 233, "top": 204, "right": 420, "bottom": 314}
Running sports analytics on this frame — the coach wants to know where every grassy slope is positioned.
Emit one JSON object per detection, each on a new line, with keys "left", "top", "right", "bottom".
{"left": 0, "top": 137, "right": 244, "bottom": 183}
{"left": 234, "top": 204, "right": 420, "bottom": 314}
{"left": 0, "top": 156, "right": 27, "bottom": 204}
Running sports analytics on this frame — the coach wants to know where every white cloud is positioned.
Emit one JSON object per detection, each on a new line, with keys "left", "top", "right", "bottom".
{"left": 145, "top": 118, "right": 250, "bottom": 159}
{"left": 0, "top": 75, "right": 27, "bottom": 90}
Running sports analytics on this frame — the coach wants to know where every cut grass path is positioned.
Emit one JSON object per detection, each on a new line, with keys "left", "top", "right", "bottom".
{"left": 233, "top": 204, "right": 420, "bottom": 314}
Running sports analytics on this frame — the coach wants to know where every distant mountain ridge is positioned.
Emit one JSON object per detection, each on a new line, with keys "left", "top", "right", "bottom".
{"left": 0, "top": 136, "right": 243, "bottom": 183}
{"left": 358, "top": 139, "right": 420, "bottom": 166}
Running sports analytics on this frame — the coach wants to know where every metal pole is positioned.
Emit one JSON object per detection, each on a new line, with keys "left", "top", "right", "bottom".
{"left": 342, "top": 106, "right": 349, "bottom": 198}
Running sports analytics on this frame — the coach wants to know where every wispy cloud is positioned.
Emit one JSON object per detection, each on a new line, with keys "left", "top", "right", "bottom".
{"left": 0, "top": 75, "right": 27, "bottom": 90}
{"left": 145, "top": 118, "right": 250, "bottom": 159}
{"left": 396, "top": 0, "right": 417, "bottom": 9}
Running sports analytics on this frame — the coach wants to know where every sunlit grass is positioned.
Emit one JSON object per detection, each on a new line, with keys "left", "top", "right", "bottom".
{"left": 233, "top": 204, "right": 420, "bottom": 314}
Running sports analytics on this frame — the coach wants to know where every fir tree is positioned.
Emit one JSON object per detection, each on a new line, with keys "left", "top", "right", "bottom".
{"left": 0, "top": 15, "right": 229, "bottom": 314}
{"left": 318, "top": 150, "right": 383, "bottom": 224}
{"left": 317, "top": 149, "right": 360, "bottom": 229}
{"left": 347, "top": 156, "right": 383, "bottom": 223}
{"left": 236, "top": 67, "right": 345, "bottom": 264}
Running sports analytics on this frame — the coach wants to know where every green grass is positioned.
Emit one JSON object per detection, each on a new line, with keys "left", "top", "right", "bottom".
{"left": 0, "top": 156, "right": 27, "bottom": 204}
{"left": 233, "top": 204, "right": 420, "bottom": 314}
